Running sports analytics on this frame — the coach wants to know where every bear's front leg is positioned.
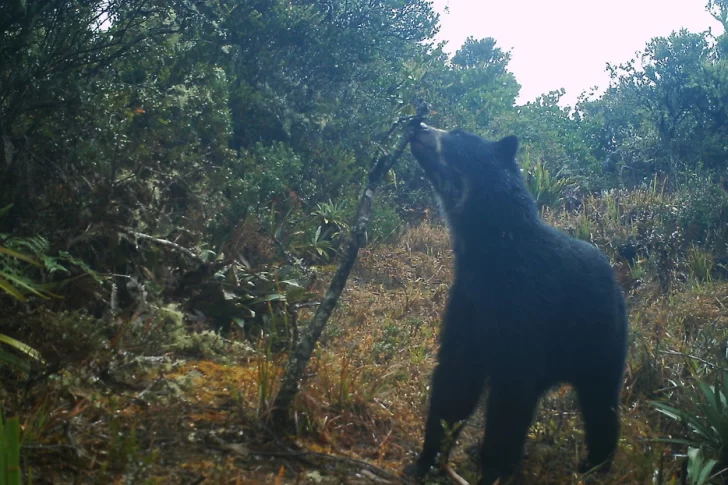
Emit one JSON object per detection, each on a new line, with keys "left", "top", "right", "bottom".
{"left": 404, "top": 343, "right": 486, "bottom": 480}
{"left": 477, "top": 379, "right": 541, "bottom": 485}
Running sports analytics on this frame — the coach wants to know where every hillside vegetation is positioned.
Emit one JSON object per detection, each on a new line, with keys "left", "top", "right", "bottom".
{"left": 4, "top": 1, "right": 728, "bottom": 483}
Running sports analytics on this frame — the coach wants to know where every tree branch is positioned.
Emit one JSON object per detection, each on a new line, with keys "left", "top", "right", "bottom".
{"left": 272, "top": 106, "right": 427, "bottom": 422}
{"left": 120, "top": 228, "right": 204, "bottom": 264}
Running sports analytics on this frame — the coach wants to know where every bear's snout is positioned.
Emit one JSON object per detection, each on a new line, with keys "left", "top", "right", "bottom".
{"left": 410, "top": 124, "right": 446, "bottom": 155}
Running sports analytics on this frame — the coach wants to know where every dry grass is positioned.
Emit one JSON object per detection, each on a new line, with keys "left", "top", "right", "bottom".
{"left": 10, "top": 201, "right": 728, "bottom": 484}
{"left": 228, "top": 217, "right": 727, "bottom": 484}
{"left": 264, "top": 214, "right": 728, "bottom": 484}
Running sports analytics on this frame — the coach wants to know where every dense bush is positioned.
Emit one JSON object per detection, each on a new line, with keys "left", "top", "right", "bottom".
{"left": 5, "top": 0, "right": 728, "bottom": 481}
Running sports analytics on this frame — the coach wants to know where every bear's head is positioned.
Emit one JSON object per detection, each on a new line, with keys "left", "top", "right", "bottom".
{"left": 409, "top": 124, "right": 536, "bottom": 233}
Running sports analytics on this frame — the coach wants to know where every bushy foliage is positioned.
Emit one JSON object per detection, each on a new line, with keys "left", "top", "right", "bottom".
{"left": 7, "top": 0, "right": 728, "bottom": 481}
{"left": 652, "top": 370, "right": 728, "bottom": 480}
{"left": 519, "top": 152, "right": 575, "bottom": 209}
{"left": 223, "top": 142, "right": 312, "bottom": 220}
{"left": 370, "top": 195, "right": 406, "bottom": 245}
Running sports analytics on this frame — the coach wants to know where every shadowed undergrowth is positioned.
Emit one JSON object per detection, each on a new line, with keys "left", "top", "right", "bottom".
{"left": 4, "top": 186, "right": 728, "bottom": 484}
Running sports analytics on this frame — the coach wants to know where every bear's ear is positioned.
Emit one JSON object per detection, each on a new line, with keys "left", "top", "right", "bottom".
{"left": 495, "top": 135, "right": 519, "bottom": 160}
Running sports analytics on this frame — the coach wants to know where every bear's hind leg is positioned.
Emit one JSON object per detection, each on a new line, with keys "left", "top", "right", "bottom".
{"left": 405, "top": 352, "right": 486, "bottom": 479}
{"left": 575, "top": 377, "right": 621, "bottom": 473}
{"left": 478, "top": 380, "right": 541, "bottom": 485}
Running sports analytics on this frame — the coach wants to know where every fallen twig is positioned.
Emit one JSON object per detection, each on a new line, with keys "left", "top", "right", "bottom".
{"left": 248, "top": 448, "right": 404, "bottom": 483}
{"left": 658, "top": 349, "right": 727, "bottom": 371}
{"left": 120, "top": 228, "right": 203, "bottom": 263}
{"left": 65, "top": 422, "right": 87, "bottom": 458}
{"left": 208, "top": 430, "right": 404, "bottom": 482}
{"left": 444, "top": 465, "right": 469, "bottom": 485}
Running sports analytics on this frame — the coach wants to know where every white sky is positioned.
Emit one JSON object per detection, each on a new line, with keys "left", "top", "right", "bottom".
{"left": 430, "top": 0, "right": 725, "bottom": 106}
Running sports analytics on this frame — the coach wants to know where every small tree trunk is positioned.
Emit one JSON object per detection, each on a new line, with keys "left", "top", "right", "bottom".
{"left": 271, "top": 116, "right": 423, "bottom": 423}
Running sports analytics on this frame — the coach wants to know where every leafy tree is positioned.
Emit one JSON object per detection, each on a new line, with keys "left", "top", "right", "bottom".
{"left": 707, "top": 0, "right": 728, "bottom": 31}
{"left": 416, "top": 36, "right": 520, "bottom": 132}
{"left": 578, "top": 28, "right": 725, "bottom": 184}
{"left": 448, "top": 37, "right": 521, "bottom": 130}
{"left": 0, "top": 0, "right": 183, "bottom": 224}
{"left": 217, "top": 0, "right": 439, "bottom": 200}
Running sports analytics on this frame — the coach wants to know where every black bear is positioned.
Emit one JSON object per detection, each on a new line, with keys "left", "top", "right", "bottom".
{"left": 404, "top": 124, "right": 628, "bottom": 485}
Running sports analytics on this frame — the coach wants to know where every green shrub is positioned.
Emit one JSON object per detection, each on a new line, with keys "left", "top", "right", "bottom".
{"left": 221, "top": 142, "right": 316, "bottom": 224}
{"left": 519, "top": 152, "right": 575, "bottom": 209}
{"left": 671, "top": 175, "right": 728, "bottom": 247}
{"left": 369, "top": 195, "right": 404, "bottom": 245}
{"left": 652, "top": 370, "right": 728, "bottom": 476}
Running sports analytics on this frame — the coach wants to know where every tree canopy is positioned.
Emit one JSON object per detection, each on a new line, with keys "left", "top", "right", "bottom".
{"left": 5, "top": 1, "right": 728, "bottom": 482}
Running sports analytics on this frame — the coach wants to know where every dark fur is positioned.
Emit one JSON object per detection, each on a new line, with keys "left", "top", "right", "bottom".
{"left": 404, "top": 125, "right": 628, "bottom": 485}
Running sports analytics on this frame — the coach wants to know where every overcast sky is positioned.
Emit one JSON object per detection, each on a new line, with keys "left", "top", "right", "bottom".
{"left": 430, "top": 0, "right": 725, "bottom": 106}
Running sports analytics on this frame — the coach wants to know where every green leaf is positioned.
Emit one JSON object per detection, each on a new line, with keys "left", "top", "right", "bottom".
{"left": 698, "top": 459, "right": 718, "bottom": 485}
{"left": 687, "top": 447, "right": 718, "bottom": 485}
{"left": 651, "top": 437, "right": 696, "bottom": 447}
{"left": 651, "top": 401, "right": 686, "bottom": 421}
{"left": 4, "top": 416, "right": 21, "bottom": 485}
{"left": 0, "top": 247, "right": 42, "bottom": 267}
{"left": 0, "top": 272, "right": 50, "bottom": 299}
{"left": 285, "top": 286, "right": 316, "bottom": 304}
{"left": 696, "top": 379, "right": 724, "bottom": 431}
{"left": 0, "top": 351, "right": 30, "bottom": 374}
{"left": 0, "top": 333, "right": 44, "bottom": 363}
{"left": 0, "top": 277, "right": 26, "bottom": 302}
{"left": 0, "top": 410, "right": 6, "bottom": 485}
{"left": 314, "top": 225, "right": 322, "bottom": 243}
{"left": 279, "top": 279, "right": 302, "bottom": 288}
{"left": 251, "top": 293, "right": 286, "bottom": 304}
